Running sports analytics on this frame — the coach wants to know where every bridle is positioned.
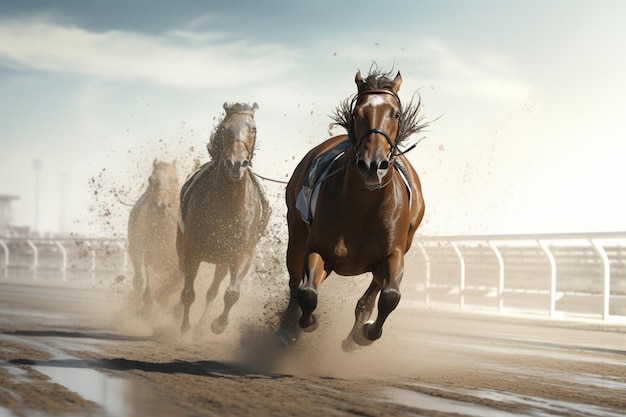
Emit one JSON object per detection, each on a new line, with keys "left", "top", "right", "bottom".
{"left": 218, "top": 114, "right": 257, "bottom": 168}
{"left": 229, "top": 138, "right": 254, "bottom": 168}
{"left": 350, "top": 89, "right": 403, "bottom": 164}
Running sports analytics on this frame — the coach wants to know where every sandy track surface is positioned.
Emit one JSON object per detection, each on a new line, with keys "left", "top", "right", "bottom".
{"left": 0, "top": 278, "right": 625, "bottom": 417}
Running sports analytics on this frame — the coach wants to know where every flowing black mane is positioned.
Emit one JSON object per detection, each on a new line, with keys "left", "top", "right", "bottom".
{"left": 330, "top": 68, "right": 429, "bottom": 147}
{"left": 207, "top": 102, "right": 259, "bottom": 160}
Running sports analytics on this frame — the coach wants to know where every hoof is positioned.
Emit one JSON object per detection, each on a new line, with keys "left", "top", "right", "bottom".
{"left": 180, "top": 321, "right": 191, "bottom": 334}
{"left": 341, "top": 337, "right": 363, "bottom": 353}
{"left": 349, "top": 321, "right": 376, "bottom": 347}
{"left": 211, "top": 317, "right": 227, "bottom": 334}
{"left": 275, "top": 328, "right": 296, "bottom": 348}
{"left": 362, "top": 321, "right": 381, "bottom": 342}
{"left": 299, "top": 314, "right": 319, "bottom": 332}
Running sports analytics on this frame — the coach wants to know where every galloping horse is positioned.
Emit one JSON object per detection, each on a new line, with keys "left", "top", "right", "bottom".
{"left": 128, "top": 159, "right": 182, "bottom": 310}
{"left": 177, "top": 102, "right": 271, "bottom": 334}
{"left": 276, "top": 68, "right": 428, "bottom": 350}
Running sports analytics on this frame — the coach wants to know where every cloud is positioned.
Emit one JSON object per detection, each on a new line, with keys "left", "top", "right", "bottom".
{"left": 0, "top": 18, "right": 298, "bottom": 88}
{"left": 312, "top": 34, "right": 532, "bottom": 103}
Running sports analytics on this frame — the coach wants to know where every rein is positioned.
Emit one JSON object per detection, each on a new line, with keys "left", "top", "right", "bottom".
{"left": 253, "top": 172, "right": 289, "bottom": 185}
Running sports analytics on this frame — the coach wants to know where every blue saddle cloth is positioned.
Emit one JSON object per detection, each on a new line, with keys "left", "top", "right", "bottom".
{"left": 296, "top": 140, "right": 412, "bottom": 224}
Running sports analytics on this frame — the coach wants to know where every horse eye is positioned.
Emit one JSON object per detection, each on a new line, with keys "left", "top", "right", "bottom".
{"left": 395, "top": 112, "right": 401, "bottom": 120}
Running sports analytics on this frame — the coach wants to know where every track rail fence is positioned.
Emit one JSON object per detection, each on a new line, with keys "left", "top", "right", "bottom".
{"left": 408, "top": 232, "right": 626, "bottom": 322}
{"left": 2, "top": 232, "right": 625, "bottom": 322}
{"left": 0, "top": 237, "right": 128, "bottom": 285}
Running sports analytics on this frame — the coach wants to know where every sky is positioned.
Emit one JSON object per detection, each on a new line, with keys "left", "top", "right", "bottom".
{"left": 0, "top": 0, "right": 625, "bottom": 237}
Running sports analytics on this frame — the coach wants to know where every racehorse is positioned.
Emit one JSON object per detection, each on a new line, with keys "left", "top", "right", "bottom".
{"left": 128, "top": 159, "right": 182, "bottom": 311}
{"left": 276, "top": 68, "right": 428, "bottom": 351}
{"left": 177, "top": 102, "right": 271, "bottom": 334}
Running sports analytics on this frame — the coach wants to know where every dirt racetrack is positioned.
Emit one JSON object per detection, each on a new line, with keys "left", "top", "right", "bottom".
{"left": 0, "top": 275, "right": 625, "bottom": 417}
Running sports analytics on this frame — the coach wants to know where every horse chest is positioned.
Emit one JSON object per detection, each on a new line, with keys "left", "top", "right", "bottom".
{"left": 313, "top": 195, "right": 406, "bottom": 268}
{"left": 191, "top": 179, "right": 259, "bottom": 251}
{"left": 316, "top": 221, "right": 393, "bottom": 267}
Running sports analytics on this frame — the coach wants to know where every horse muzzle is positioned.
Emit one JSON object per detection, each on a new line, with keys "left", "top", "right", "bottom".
{"left": 152, "top": 200, "right": 173, "bottom": 212}
{"left": 223, "top": 159, "right": 249, "bottom": 182}
{"left": 356, "top": 157, "right": 390, "bottom": 188}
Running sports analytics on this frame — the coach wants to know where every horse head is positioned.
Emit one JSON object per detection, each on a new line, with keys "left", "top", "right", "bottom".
{"left": 209, "top": 102, "right": 259, "bottom": 182}
{"left": 148, "top": 159, "right": 179, "bottom": 212}
{"left": 350, "top": 70, "right": 403, "bottom": 188}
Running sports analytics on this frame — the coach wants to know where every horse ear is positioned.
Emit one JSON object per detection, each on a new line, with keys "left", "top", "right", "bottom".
{"left": 252, "top": 102, "right": 259, "bottom": 112}
{"left": 392, "top": 71, "right": 402, "bottom": 93}
{"left": 355, "top": 70, "right": 366, "bottom": 92}
{"left": 223, "top": 102, "right": 229, "bottom": 112}
{"left": 153, "top": 158, "right": 158, "bottom": 167}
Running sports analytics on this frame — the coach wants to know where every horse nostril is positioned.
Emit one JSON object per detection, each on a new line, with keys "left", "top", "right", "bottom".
{"left": 378, "top": 160, "right": 389, "bottom": 171}
{"left": 241, "top": 159, "right": 249, "bottom": 168}
{"left": 356, "top": 159, "right": 368, "bottom": 174}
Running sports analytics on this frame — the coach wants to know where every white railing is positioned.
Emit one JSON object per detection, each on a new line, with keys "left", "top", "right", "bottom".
{"left": 410, "top": 232, "right": 626, "bottom": 322}
{"left": 0, "top": 237, "right": 128, "bottom": 284}
{"left": 3, "top": 232, "right": 625, "bottom": 323}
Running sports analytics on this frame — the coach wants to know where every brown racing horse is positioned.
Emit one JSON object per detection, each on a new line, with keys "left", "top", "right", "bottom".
{"left": 127, "top": 159, "right": 182, "bottom": 311}
{"left": 177, "top": 102, "right": 271, "bottom": 334}
{"left": 276, "top": 68, "right": 428, "bottom": 351}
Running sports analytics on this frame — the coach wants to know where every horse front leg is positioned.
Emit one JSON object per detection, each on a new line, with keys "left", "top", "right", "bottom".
{"left": 198, "top": 263, "right": 228, "bottom": 328}
{"left": 211, "top": 256, "right": 252, "bottom": 334}
{"left": 129, "top": 250, "right": 145, "bottom": 303}
{"left": 363, "top": 249, "right": 404, "bottom": 343}
{"left": 180, "top": 259, "right": 200, "bottom": 333}
{"left": 342, "top": 280, "right": 380, "bottom": 352}
{"left": 297, "top": 252, "right": 327, "bottom": 332}
{"left": 139, "top": 267, "right": 153, "bottom": 315}
{"left": 276, "top": 233, "right": 308, "bottom": 347}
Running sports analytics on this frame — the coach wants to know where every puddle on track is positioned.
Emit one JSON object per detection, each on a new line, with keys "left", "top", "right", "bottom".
{"left": 0, "top": 334, "right": 181, "bottom": 417}
{"left": 468, "top": 388, "right": 625, "bottom": 417}
{"left": 382, "top": 387, "right": 522, "bottom": 417}
{"left": 34, "top": 365, "right": 181, "bottom": 417}
{"left": 383, "top": 385, "right": 625, "bottom": 417}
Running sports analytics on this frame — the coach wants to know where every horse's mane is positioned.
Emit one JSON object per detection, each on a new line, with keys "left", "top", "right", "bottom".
{"left": 207, "top": 102, "right": 258, "bottom": 160}
{"left": 330, "top": 68, "right": 429, "bottom": 147}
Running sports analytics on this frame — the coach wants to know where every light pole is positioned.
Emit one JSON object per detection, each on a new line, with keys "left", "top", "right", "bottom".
{"left": 32, "top": 159, "right": 41, "bottom": 234}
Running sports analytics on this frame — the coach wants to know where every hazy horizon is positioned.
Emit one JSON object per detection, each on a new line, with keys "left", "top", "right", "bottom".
{"left": 1, "top": 0, "right": 625, "bottom": 237}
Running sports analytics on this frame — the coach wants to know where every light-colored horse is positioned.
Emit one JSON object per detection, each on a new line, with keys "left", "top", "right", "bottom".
{"left": 128, "top": 159, "right": 182, "bottom": 311}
